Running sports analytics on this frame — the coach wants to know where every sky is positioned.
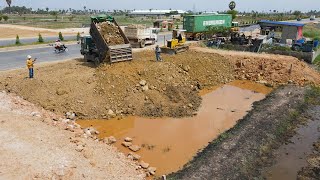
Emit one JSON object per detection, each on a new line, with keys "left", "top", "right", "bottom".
{"left": 0, "top": 0, "right": 319, "bottom": 12}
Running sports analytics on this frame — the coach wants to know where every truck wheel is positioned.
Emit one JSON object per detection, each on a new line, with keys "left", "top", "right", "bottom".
{"left": 94, "top": 57, "right": 100, "bottom": 67}
{"left": 140, "top": 40, "right": 146, "bottom": 48}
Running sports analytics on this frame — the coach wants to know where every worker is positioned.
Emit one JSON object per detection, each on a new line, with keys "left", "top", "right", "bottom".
{"left": 155, "top": 45, "right": 162, "bottom": 62}
{"left": 54, "top": 39, "right": 62, "bottom": 49}
{"left": 26, "top": 55, "right": 37, "bottom": 78}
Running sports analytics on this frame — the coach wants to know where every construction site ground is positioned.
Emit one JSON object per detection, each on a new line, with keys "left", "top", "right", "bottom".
{"left": 1, "top": 46, "right": 320, "bottom": 179}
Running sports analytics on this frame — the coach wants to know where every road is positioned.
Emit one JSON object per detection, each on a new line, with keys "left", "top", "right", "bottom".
{"left": 0, "top": 35, "right": 77, "bottom": 46}
{"left": 0, "top": 34, "right": 172, "bottom": 71}
{"left": 285, "top": 18, "right": 320, "bottom": 24}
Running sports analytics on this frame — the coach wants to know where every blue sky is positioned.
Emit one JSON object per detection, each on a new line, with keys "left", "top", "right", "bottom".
{"left": 0, "top": 0, "right": 319, "bottom": 12}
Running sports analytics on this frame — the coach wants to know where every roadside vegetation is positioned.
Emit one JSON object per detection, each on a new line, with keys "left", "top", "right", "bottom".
{"left": 303, "top": 24, "right": 320, "bottom": 40}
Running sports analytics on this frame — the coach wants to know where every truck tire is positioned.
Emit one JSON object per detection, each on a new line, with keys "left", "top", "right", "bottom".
{"left": 94, "top": 57, "right": 100, "bottom": 67}
{"left": 140, "top": 40, "right": 146, "bottom": 48}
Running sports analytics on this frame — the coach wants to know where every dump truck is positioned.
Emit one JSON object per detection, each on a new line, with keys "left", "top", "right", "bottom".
{"left": 183, "top": 14, "right": 232, "bottom": 40}
{"left": 80, "top": 15, "right": 133, "bottom": 65}
{"left": 124, "top": 25, "right": 158, "bottom": 48}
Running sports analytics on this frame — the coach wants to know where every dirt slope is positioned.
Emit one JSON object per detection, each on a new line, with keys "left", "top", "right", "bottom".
{"left": 0, "top": 91, "right": 143, "bottom": 179}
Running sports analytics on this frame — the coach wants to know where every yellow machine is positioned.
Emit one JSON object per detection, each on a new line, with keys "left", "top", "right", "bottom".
{"left": 161, "top": 29, "right": 189, "bottom": 54}
{"left": 231, "top": 22, "right": 240, "bottom": 33}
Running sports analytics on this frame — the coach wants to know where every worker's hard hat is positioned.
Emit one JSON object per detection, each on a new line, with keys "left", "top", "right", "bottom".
{"left": 27, "top": 55, "right": 32, "bottom": 59}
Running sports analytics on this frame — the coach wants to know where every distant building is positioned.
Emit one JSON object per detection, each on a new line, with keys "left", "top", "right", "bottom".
{"left": 201, "top": 11, "right": 218, "bottom": 15}
{"left": 129, "top": 9, "right": 186, "bottom": 17}
{"left": 258, "top": 20, "right": 304, "bottom": 43}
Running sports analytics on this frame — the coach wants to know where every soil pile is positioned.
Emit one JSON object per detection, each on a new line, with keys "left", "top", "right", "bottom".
{"left": 0, "top": 50, "right": 231, "bottom": 119}
{"left": 192, "top": 46, "right": 320, "bottom": 86}
{"left": 97, "top": 22, "right": 125, "bottom": 45}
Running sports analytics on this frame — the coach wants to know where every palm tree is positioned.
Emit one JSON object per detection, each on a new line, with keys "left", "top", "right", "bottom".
{"left": 6, "top": 0, "right": 12, "bottom": 13}
{"left": 229, "top": 1, "right": 236, "bottom": 10}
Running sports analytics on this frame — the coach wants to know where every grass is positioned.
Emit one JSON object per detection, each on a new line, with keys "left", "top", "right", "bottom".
{"left": 303, "top": 24, "right": 320, "bottom": 40}
{"left": 2, "top": 14, "right": 156, "bottom": 29}
{"left": 0, "top": 39, "right": 77, "bottom": 49}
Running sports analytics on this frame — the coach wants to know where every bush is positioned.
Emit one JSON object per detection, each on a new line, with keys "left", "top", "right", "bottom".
{"left": 3, "top": 15, "right": 8, "bottom": 21}
{"left": 58, "top": 32, "right": 64, "bottom": 41}
{"left": 76, "top": 32, "right": 81, "bottom": 41}
{"left": 15, "top": 35, "right": 21, "bottom": 45}
{"left": 0, "top": 16, "right": 2, "bottom": 21}
{"left": 38, "top": 33, "right": 44, "bottom": 43}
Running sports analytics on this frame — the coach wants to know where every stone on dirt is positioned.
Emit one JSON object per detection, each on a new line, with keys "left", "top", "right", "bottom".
{"left": 142, "top": 85, "right": 149, "bottom": 91}
{"left": 104, "top": 136, "right": 117, "bottom": 144}
{"left": 75, "top": 145, "right": 84, "bottom": 152}
{"left": 107, "top": 109, "right": 116, "bottom": 118}
{"left": 124, "top": 137, "right": 133, "bottom": 142}
{"left": 122, "top": 141, "right": 132, "bottom": 147}
{"left": 148, "top": 167, "right": 157, "bottom": 175}
{"left": 139, "top": 80, "right": 147, "bottom": 86}
{"left": 128, "top": 152, "right": 141, "bottom": 161}
{"left": 129, "top": 145, "right": 141, "bottom": 152}
{"left": 139, "top": 161, "right": 149, "bottom": 169}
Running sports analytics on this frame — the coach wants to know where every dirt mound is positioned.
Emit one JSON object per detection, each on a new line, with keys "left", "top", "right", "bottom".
{"left": 0, "top": 50, "right": 231, "bottom": 119}
{"left": 192, "top": 46, "right": 320, "bottom": 87}
{"left": 97, "top": 22, "right": 125, "bottom": 45}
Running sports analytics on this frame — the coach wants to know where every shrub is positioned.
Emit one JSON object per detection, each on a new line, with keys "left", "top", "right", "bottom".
{"left": 15, "top": 35, "right": 21, "bottom": 45}
{"left": 38, "top": 33, "right": 44, "bottom": 43}
{"left": 3, "top": 15, "right": 9, "bottom": 21}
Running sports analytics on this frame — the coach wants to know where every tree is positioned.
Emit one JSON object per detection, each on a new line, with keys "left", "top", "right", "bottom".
{"left": 229, "top": 1, "right": 236, "bottom": 10}
{"left": 15, "top": 35, "right": 21, "bottom": 45}
{"left": 58, "top": 32, "right": 64, "bottom": 41}
{"left": 3, "top": 15, "right": 9, "bottom": 21}
{"left": 293, "top": 10, "right": 302, "bottom": 18}
{"left": 46, "top": 7, "right": 49, "bottom": 13}
{"left": 6, "top": 0, "right": 12, "bottom": 13}
{"left": 38, "top": 33, "right": 44, "bottom": 43}
{"left": 227, "top": 10, "right": 238, "bottom": 20}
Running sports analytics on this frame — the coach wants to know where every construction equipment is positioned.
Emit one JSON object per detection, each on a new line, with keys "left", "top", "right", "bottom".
{"left": 160, "top": 29, "right": 189, "bottom": 54}
{"left": 124, "top": 25, "right": 158, "bottom": 48}
{"left": 231, "top": 22, "right": 239, "bottom": 32}
{"left": 80, "top": 14, "right": 132, "bottom": 65}
{"left": 183, "top": 14, "right": 232, "bottom": 40}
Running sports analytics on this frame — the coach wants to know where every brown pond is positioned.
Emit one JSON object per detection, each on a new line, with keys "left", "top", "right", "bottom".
{"left": 78, "top": 80, "right": 271, "bottom": 176}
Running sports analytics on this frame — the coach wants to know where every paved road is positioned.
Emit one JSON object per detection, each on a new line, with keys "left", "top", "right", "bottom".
{"left": 284, "top": 18, "right": 320, "bottom": 24}
{"left": 0, "top": 35, "right": 77, "bottom": 46}
{"left": 0, "top": 34, "right": 172, "bottom": 71}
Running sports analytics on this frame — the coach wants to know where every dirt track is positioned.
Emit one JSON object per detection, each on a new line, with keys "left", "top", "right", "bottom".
{"left": 0, "top": 91, "right": 143, "bottom": 179}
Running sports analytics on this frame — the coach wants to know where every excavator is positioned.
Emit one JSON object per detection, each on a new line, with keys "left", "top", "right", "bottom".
{"left": 160, "top": 29, "right": 189, "bottom": 54}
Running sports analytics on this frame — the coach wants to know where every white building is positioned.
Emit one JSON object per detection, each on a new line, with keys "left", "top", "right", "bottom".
{"left": 129, "top": 9, "right": 186, "bottom": 16}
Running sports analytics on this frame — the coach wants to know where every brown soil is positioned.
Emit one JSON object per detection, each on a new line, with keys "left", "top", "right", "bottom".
{"left": 192, "top": 46, "right": 320, "bottom": 86}
{"left": 0, "top": 48, "right": 319, "bottom": 120}
{"left": 0, "top": 91, "right": 144, "bottom": 179}
{"left": 98, "top": 22, "right": 125, "bottom": 45}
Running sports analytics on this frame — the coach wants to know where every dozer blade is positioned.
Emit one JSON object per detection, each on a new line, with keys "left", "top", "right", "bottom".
{"left": 160, "top": 45, "right": 189, "bottom": 55}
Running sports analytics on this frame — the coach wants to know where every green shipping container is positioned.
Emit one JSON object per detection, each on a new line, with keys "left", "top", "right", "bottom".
{"left": 183, "top": 14, "right": 232, "bottom": 33}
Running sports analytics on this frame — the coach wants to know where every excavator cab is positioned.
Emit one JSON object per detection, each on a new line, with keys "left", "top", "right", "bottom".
{"left": 161, "top": 29, "right": 189, "bottom": 54}
{"left": 231, "top": 22, "right": 239, "bottom": 33}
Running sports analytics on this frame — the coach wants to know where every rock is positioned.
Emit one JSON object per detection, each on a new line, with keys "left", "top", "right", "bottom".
{"left": 84, "top": 127, "right": 98, "bottom": 135}
{"left": 107, "top": 109, "right": 116, "bottom": 118}
{"left": 182, "top": 65, "right": 190, "bottom": 72}
{"left": 128, "top": 152, "right": 141, "bottom": 161}
{"left": 56, "top": 88, "right": 68, "bottom": 96}
{"left": 68, "top": 113, "right": 76, "bottom": 120}
{"left": 74, "top": 129, "right": 84, "bottom": 137}
{"left": 75, "top": 145, "right": 84, "bottom": 152}
{"left": 124, "top": 137, "right": 133, "bottom": 142}
{"left": 188, "top": 103, "right": 193, "bottom": 108}
{"left": 148, "top": 167, "right": 157, "bottom": 175}
{"left": 31, "top": 112, "right": 41, "bottom": 117}
{"left": 61, "top": 119, "right": 70, "bottom": 124}
{"left": 139, "top": 161, "right": 149, "bottom": 169}
{"left": 142, "top": 85, "right": 149, "bottom": 91}
{"left": 139, "top": 80, "right": 147, "bottom": 86}
{"left": 129, "top": 145, "right": 141, "bottom": 152}
{"left": 104, "top": 136, "right": 117, "bottom": 144}
{"left": 122, "top": 141, "right": 132, "bottom": 147}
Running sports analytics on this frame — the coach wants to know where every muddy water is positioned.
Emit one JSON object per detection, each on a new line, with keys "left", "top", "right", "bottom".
{"left": 78, "top": 82, "right": 270, "bottom": 175}
{"left": 263, "top": 119, "right": 320, "bottom": 179}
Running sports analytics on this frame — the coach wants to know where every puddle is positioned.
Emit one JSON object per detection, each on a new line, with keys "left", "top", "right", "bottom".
{"left": 78, "top": 82, "right": 270, "bottom": 175}
{"left": 263, "top": 119, "right": 320, "bottom": 179}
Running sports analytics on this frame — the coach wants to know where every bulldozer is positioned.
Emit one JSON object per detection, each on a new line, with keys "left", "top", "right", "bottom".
{"left": 160, "top": 29, "right": 189, "bottom": 55}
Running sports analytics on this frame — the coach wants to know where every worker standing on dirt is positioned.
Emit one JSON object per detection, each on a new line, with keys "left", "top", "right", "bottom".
{"left": 26, "top": 55, "right": 37, "bottom": 78}
{"left": 155, "top": 45, "right": 162, "bottom": 62}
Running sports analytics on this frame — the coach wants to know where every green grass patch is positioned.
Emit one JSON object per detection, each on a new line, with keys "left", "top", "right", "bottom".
{"left": 303, "top": 24, "right": 320, "bottom": 40}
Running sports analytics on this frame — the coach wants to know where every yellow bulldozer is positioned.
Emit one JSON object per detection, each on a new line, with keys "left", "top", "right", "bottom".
{"left": 160, "top": 29, "right": 189, "bottom": 54}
